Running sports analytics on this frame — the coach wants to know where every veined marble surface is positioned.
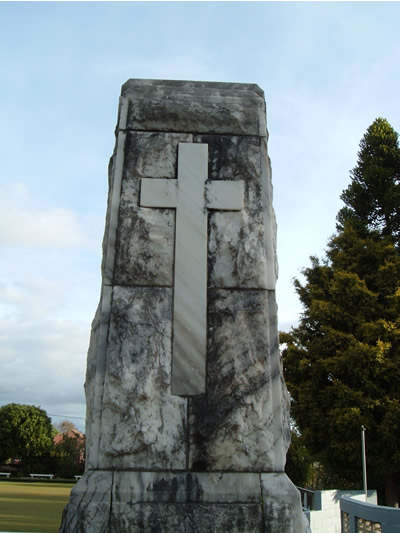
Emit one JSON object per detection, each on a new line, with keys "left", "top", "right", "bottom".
{"left": 62, "top": 79, "right": 307, "bottom": 533}
{"left": 60, "top": 472, "right": 310, "bottom": 533}
{"left": 84, "top": 79, "right": 286, "bottom": 472}
{"left": 120, "top": 79, "right": 267, "bottom": 137}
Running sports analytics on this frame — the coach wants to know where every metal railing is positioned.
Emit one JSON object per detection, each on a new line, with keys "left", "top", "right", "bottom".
{"left": 341, "top": 496, "right": 400, "bottom": 533}
{"left": 297, "top": 486, "right": 317, "bottom": 510}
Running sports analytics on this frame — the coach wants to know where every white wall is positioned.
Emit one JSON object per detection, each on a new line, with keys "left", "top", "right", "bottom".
{"left": 307, "top": 490, "right": 377, "bottom": 533}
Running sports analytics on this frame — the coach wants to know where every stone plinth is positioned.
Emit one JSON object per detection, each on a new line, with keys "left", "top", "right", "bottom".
{"left": 60, "top": 79, "right": 309, "bottom": 532}
{"left": 60, "top": 471, "right": 307, "bottom": 533}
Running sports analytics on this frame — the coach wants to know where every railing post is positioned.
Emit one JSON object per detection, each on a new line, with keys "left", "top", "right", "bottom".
{"left": 361, "top": 425, "right": 368, "bottom": 502}
{"left": 350, "top": 513, "right": 357, "bottom": 533}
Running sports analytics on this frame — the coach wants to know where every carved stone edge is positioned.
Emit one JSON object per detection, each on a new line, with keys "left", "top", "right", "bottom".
{"left": 85, "top": 97, "right": 129, "bottom": 469}
{"left": 60, "top": 471, "right": 310, "bottom": 533}
{"left": 119, "top": 78, "right": 267, "bottom": 137}
{"left": 261, "top": 473, "right": 311, "bottom": 533}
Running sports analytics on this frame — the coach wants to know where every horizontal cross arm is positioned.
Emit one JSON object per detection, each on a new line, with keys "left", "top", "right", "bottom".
{"left": 205, "top": 180, "right": 244, "bottom": 211}
{"left": 140, "top": 178, "right": 179, "bottom": 208}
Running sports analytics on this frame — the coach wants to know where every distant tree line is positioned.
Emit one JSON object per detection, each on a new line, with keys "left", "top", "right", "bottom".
{"left": 283, "top": 118, "right": 400, "bottom": 507}
{"left": 0, "top": 403, "right": 85, "bottom": 478}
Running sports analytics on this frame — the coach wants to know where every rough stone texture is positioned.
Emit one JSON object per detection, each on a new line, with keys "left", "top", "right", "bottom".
{"left": 202, "top": 134, "right": 270, "bottom": 289}
{"left": 120, "top": 79, "right": 267, "bottom": 137}
{"left": 60, "top": 472, "right": 310, "bottom": 533}
{"left": 114, "top": 205, "right": 175, "bottom": 287}
{"left": 112, "top": 471, "right": 261, "bottom": 503}
{"left": 60, "top": 79, "right": 308, "bottom": 532}
{"left": 98, "top": 286, "right": 187, "bottom": 470}
{"left": 113, "top": 131, "right": 192, "bottom": 287}
{"left": 60, "top": 470, "right": 113, "bottom": 533}
{"left": 84, "top": 304, "right": 101, "bottom": 468}
{"left": 189, "top": 289, "right": 277, "bottom": 471}
{"left": 110, "top": 504, "right": 262, "bottom": 533}
{"left": 261, "top": 474, "right": 311, "bottom": 533}
{"left": 123, "top": 131, "right": 193, "bottom": 180}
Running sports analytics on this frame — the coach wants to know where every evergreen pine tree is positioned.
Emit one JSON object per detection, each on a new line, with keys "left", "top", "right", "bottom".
{"left": 337, "top": 117, "right": 400, "bottom": 243}
{"left": 283, "top": 118, "right": 400, "bottom": 506}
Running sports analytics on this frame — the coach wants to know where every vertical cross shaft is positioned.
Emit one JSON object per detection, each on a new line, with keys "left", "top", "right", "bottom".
{"left": 140, "top": 143, "right": 244, "bottom": 395}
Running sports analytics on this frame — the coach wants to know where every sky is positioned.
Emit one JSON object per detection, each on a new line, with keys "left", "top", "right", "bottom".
{"left": 1, "top": 1, "right": 400, "bottom": 432}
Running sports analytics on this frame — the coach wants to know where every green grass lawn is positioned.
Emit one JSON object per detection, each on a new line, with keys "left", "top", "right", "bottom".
{"left": 0, "top": 481, "right": 72, "bottom": 532}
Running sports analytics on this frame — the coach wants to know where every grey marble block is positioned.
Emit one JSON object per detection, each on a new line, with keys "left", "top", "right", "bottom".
{"left": 112, "top": 471, "right": 261, "bottom": 503}
{"left": 202, "top": 134, "right": 269, "bottom": 289}
{"left": 261, "top": 473, "right": 311, "bottom": 533}
{"left": 60, "top": 470, "right": 113, "bottom": 533}
{"left": 110, "top": 504, "right": 262, "bottom": 533}
{"left": 60, "top": 79, "right": 308, "bottom": 532}
{"left": 97, "top": 286, "right": 187, "bottom": 470}
{"left": 120, "top": 79, "right": 267, "bottom": 137}
{"left": 189, "top": 289, "right": 284, "bottom": 472}
{"left": 60, "top": 472, "right": 310, "bottom": 533}
{"left": 113, "top": 131, "right": 192, "bottom": 287}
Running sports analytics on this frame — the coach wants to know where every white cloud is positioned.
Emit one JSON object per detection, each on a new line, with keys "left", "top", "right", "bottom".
{"left": 0, "top": 183, "right": 101, "bottom": 426}
{"left": 0, "top": 317, "right": 88, "bottom": 424}
{"left": 0, "top": 269, "right": 92, "bottom": 426}
{"left": 0, "top": 183, "right": 99, "bottom": 249}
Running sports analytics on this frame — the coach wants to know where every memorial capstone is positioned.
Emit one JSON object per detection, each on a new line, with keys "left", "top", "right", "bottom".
{"left": 59, "top": 79, "right": 310, "bottom": 533}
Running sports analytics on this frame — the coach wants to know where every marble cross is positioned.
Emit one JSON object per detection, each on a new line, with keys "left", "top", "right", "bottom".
{"left": 140, "top": 143, "right": 244, "bottom": 395}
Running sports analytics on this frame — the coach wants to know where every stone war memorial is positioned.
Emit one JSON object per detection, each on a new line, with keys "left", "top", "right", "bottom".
{"left": 59, "top": 79, "right": 309, "bottom": 532}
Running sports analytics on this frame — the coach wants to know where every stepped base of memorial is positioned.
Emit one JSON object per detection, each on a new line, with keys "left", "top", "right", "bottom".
{"left": 59, "top": 470, "right": 310, "bottom": 533}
